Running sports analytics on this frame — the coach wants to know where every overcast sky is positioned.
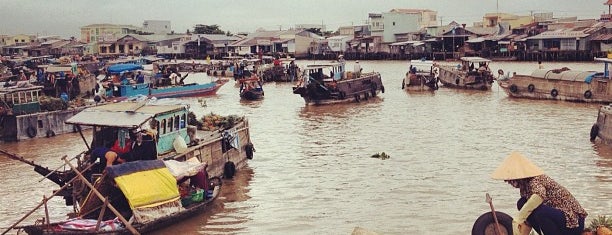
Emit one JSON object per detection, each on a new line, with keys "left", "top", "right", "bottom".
{"left": 0, "top": 0, "right": 607, "bottom": 38}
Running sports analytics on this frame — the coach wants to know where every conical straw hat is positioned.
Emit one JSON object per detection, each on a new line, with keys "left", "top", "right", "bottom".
{"left": 491, "top": 152, "right": 544, "bottom": 180}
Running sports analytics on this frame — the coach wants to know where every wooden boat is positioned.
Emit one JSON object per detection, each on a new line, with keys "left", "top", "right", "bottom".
{"left": 0, "top": 85, "right": 91, "bottom": 141}
{"left": 4, "top": 100, "right": 254, "bottom": 234}
{"left": 402, "top": 60, "right": 439, "bottom": 91}
{"left": 591, "top": 104, "right": 612, "bottom": 144}
{"left": 15, "top": 160, "right": 222, "bottom": 235}
{"left": 498, "top": 58, "right": 612, "bottom": 103}
{"left": 292, "top": 61, "right": 384, "bottom": 105}
{"left": 238, "top": 76, "right": 264, "bottom": 100}
{"left": 435, "top": 57, "right": 495, "bottom": 90}
{"left": 101, "top": 64, "right": 226, "bottom": 101}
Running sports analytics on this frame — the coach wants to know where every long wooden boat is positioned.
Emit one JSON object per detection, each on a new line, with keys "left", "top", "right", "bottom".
{"left": 435, "top": 57, "right": 495, "bottom": 90}
{"left": 0, "top": 85, "right": 93, "bottom": 141}
{"left": 402, "top": 60, "right": 438, "bottom": 91}
{"left": 4, "top": 100, "right": 254, "bottom": 235}
{"left": 102, "top": 64, "right": 226, "bottom": 101}
{"left": 292, "top": 61, "right": 384, "bottom": 105}
{"left": 16, "top": 163, "right": 222, "bottom": 235}
{"left": 498, "top": 58, "right": 612, "bottom": 103}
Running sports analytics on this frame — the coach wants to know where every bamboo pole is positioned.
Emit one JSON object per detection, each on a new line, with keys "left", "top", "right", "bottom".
{"left": 43, "top": 196, "right": 50, "bottom": 226}
{"left": 1, "top": 163, "right": 94, "bottom": 235}
{"left": 62, "top": 157, "right": 140, "bottom": 235}
{"left": 95, "top": 198, "right": 109, "bottom": 232}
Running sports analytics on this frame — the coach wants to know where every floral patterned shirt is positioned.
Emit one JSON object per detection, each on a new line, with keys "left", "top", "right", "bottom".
{"left": 518, "top": 175, "right": 588, "bottom": 228}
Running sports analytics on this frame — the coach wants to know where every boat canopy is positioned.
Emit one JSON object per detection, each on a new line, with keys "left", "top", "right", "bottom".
{"left": 66, "top": 102, "right": 187, "bottom": 128}
{"left": 530, "top": 69, "right": 597, "bottom": 82}
{"left": 107, "top": 63, "right": 144, "bottom": 74}
{"left": 460, "top": 57, "right": 491, "bottom": 63}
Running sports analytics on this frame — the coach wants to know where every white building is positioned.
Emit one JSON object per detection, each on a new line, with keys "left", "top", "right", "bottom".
{"left": 381, "top": 9, "right": 437, "bottom": 43}
{"left": 143, "top": 20, "right": 172, "bottom": 35}
{"left": 369, "top": 13, "right": 384, "bottom": 37}
{"left": 327, "top": 35, "right": 351, "bottom": 53}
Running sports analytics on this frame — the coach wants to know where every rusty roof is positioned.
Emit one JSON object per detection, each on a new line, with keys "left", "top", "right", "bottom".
{"left": 66, "top": 102, "right": 186, "bottom": 128}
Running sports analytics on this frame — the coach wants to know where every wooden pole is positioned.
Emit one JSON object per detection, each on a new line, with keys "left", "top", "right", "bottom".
{"left": 95, "top": 197, "right": 109, "bottom": 231}
{"left": 1, "top": 163, "right": 94, "bottom": 235}
{"left": 62, "top": 157, "right": 140, "bottom": 235}
{"left": 43, "top": 196, "right": 50, "bottom": 226}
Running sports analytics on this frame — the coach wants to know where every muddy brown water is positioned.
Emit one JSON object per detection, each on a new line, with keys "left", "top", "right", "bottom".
{"left": 1, "top": 60, "right": 610, "bottom": 235}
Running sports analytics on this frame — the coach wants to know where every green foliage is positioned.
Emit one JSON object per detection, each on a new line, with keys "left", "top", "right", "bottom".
{"left": 588, "top": 215, "right": 612, "bottom": 230}
{"left": 193, "top": 24, "right": 225, "bottom": 35}
{"left": 371, "top": 152, "right": 390, "bottom": 160}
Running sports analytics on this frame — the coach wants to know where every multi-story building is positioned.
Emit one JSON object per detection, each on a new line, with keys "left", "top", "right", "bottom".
{"left": 143, "top": 20, "right": 172, "bottom": 35}
{"left": 381, "top": 9, "right": 437, "bottom": 43}
{"left": 79, "top": 24, "right": 142, "bottom": 44}
{"left": 482, "top": 13, "right": 534, "bottom": 29}
{"left": 368, "top": 13, "right": 384, "bottom": 37}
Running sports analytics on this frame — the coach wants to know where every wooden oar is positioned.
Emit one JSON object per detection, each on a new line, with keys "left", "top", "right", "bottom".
{"left": 485, "top": 193, "right": 503, "bottom": 235}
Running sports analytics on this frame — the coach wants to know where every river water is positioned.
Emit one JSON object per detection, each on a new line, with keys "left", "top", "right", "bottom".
{"left": 0, "top": 60, "right": 610, "bottom": 235}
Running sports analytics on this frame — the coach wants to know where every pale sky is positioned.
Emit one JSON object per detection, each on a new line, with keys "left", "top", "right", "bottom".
{"left": 0, "top": 0, "right": 607, "bottom": 38}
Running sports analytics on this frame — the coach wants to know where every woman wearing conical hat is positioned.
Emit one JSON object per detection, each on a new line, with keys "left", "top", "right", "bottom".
{"left": 491, "top": 152, "right": 587, "bottom": 235}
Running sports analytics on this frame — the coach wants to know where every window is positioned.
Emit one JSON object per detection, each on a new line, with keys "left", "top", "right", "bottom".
{"left": 174, "top": 115, "right": 180, "bottom": 130}
{"left": 168, "top": 117, "right": 174, "bottom": 132}
{"left": 393, "top": 22, "right": 396, "bottom": 26}
{"left": 161, "top": 119, "right": 167, "bottom": 134}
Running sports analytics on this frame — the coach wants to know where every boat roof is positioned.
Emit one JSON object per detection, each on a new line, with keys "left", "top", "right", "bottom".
{"left": 594, "top": 57, "right": 612, "bottom": 63}
{"left": 0, "top": 85, "right": 44, "bottom": 94}
{"left": 42, "top": 65, "right": 72, "bottom": 73}
{"left": 530, "top": 69, "right": 597, "bottom": 81}
{"left": 66, "top": 102, "right": 186, "bottom": 128}
{"left": 460, "top": 57, "right": 491, "bottom": 63}
{"left": 305, "top": 62, "right": 344, "bottom": 70}
{"left": 107, "top": 64, "right": 144, "bottom": 74}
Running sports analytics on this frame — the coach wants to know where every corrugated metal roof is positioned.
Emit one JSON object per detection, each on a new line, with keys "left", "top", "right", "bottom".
{"left": 66, "top": 102, "right": 186, "bottom": 128}
{"left": 526, "top": 30, "right": 589, "bottom": 40}
{"left": 591, "top": 34, "right": 612, "bottom": 41}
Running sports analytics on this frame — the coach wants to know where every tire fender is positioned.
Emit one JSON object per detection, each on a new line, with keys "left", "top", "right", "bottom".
{"left": 591, "top": 124, "right": 600, "bottom": 141}
{"left": 26, "top": 126, "right": 37, "bottom": 138}
{"left": 527, "top": 84, "right": 535, "bottom": 93}
{"left": 550, "top": 89, "right": 558, "bottom": 97}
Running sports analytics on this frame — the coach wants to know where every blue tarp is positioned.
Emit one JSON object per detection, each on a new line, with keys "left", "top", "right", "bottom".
{"left": 107, "top": 64, "right": 143, "bottom": 74}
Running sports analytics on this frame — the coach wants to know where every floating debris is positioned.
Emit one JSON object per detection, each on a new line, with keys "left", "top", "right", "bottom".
{"left": 370, "top": 152, "right": 390, "bottom": 160}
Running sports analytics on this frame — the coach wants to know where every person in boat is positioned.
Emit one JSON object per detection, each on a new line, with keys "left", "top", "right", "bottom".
{"left": 354, "top": 61, "right": 361, "bottom": 78}
{"left": 135, "top": 71, "right": 145, "bottom": 84}
{"left": 491, "top": 152, "right": 587, "bottom": 235}
{"left": 128, "top": 130, "right": 157, "bottom": 161}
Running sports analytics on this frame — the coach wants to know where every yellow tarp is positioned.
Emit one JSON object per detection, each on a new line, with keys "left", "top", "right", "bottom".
{"left": 114, "top": 167, "right": 180, "bottom": 209}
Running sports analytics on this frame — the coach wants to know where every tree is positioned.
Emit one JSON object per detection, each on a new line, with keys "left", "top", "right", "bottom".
{"left": 193, "top": 24, "right": 225, "bottom": 34}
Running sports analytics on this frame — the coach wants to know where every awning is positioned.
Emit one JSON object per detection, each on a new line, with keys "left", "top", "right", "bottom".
{"left": 65, "top": 102, "right": 186, "bottom": 128}
{"left": 107, "top": 64, "right": 143, "bottom": 74}
{"left": 466, "top": 37, "right": 485, "bottom": 43}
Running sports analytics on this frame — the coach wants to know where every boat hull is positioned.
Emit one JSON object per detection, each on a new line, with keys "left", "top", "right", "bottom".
{"left": 293, "top": 72, "right": 384, "bottom": 106}
{"left": 436, "top": 65, "right": 493, "bottom": 90}
{"left": 498, "top": 74, "right": 612, "bottom": 103}
{"left": 240, "top": 90, "right": 264, "bottom": 100}
{"left": 19, "top": 185, "right": 221, "bottom": 235}
{"left": 594, "top": 105, "right": 612, "bottom": 144}
{"left": 402, "top": 73, "right": 438, "bottom": 91}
